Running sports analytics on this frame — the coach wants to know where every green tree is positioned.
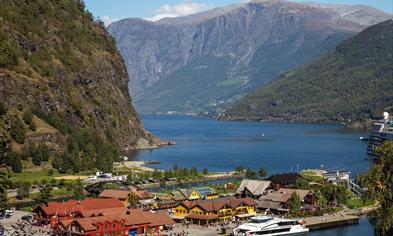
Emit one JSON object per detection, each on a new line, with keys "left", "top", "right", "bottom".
{"left": 0, "top": 40, "right": 19, "bottom": 68}
{"left": 360, "top": 141, "right": 393, "bottom": 235}
{"left": 295, "top": 178, "right": 310, "bottom": 190}
{"left": 235, "top": 166, "right": 244, "bottom": 174}
{"left": 258, "top": 165, "right": 267, "bottom": 179}
{"left": 128, "top": 191, "right": 139, "bottom": 208}
{"left": 0, "top": 157, "right": 10, "bottom": 209}
{"left": 30, "top": 121, "right": 37, "bottom": 131}
{"left": 73, "top": 179, "right": 84, "bottom": 200}
{"left": 36, "top": 184, "right": 52, "bottom": 206}
{"left": 202, "top": 167, "right": 209, "bottom": 175}
{"left": 288, "top": 192, "right": 301, "bottom": 216}
{"left": 16, "top": 182, "right": 31, "bottom": 200}
{"left": 10, "top": 116, "right": 26, "bottom": 144}
{"left": 0, "top": 102, "right": 7, "bottom": 116}
{"left": 245, "top": 168, "right": 257, "bottom": 179}
{"left": 23, "top": 109, "right": 33, "bottom": 125}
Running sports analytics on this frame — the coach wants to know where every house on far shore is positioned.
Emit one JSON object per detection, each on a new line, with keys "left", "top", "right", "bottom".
{"left": 323, "top": 171, "right": 350, "bottom": 185}
{"left": 269, "top": 173, "right": 302, "bottom": 190}
{"left": 235, "top": 179, "right": 271, "bottom": 199}
{"left": 257, "top": 188, "right": 317, "bottom": 214}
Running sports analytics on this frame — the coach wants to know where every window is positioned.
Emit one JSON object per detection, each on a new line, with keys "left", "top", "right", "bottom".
{"left": 105, "top": 225, "right": 108, "bottom": 229}
{"left": 97, "top": 226, "right": 100, "bottom": 230}
{"left": 113, "top": 223, "right": 116, "bottom": 228}
{"left": 112, "top": 231, "right": 116, "bottom": 235}
{"left": 120, "top": 231, "right": 124, "bottom": 235}
{"left": 104, "top": 233, "right": 109, "bottom": 236}
{"left": 96, "top": 233, "right": 101, "bottom": 236}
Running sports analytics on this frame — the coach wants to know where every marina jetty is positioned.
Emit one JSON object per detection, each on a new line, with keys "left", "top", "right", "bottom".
{"left": 305, "top": 214, "right": 359, "bottom": 230}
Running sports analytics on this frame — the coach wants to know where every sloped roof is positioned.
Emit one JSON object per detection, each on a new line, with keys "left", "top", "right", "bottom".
{"left": 134, "top": 190, "right": 154, "bottom": 200}
{"left": 235, "top": 179, "right": 271, "bottom": 196}
{"left": 181, "top": 196, "right": 256, "bottom": 212}
{"left": 269, "top": 173, "right": 301, "bottom": 185}
{"left": 259, "top": 188, "right": 311, "bottom": 203}
{"left": 60, "top": 208, "right": 174, "bottom": 232}
{"left": 172, "top": 191, "right": 187, "bottom": 201}
{"left": 98, "top": 189, "right": 129, "bottom": 200}
{"left": 78, "top": 207, "right": 128, "bottom": 218}
{"left": 35, "top": 198, "right": 125, "bottom": 216}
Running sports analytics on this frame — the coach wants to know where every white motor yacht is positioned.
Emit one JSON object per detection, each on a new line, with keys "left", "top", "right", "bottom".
{"left": 234, "top": 216, "right": 309, "bottom": 236}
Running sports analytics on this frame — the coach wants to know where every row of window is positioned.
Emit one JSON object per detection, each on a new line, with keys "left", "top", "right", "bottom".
{"left": 94, "top": 230, "right": 125, "bottom": 236}
{"left": 96, "top": 223, "right": 125, "bottom": 230}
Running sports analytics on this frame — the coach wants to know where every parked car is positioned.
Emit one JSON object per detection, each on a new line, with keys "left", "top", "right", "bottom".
{"left": 21, "top": 215, "right": 33, "bottom": 221}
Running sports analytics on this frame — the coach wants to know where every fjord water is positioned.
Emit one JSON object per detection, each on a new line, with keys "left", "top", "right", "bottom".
{"left": 129, "top": 115, "right": 370, "bottom": 176}
{"left": 129, "top": 115, "right": 374, "bottom": 235}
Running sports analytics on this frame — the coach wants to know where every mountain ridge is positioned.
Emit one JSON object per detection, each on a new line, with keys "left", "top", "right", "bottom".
{"left": 225, "top": 19, "right": 393, "bottom": 124}
{"left": 108, "top": 0, "right": 391, "bottom": 114}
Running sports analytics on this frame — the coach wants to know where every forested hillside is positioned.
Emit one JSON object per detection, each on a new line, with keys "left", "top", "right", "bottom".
{"left": 0, "top": 0, "right": 159, "bottom": 173}
{"left": 226, "top": 20, "right": 393, "bottom": 124}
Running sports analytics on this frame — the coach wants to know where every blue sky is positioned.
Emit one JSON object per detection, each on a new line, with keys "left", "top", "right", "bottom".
{"left": 84, "top": 0, "right": 393, "bottom": 25}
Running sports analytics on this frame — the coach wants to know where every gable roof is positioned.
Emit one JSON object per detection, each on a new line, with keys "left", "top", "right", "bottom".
{"left": 98, "top": 189, "right": 130, "bottom": 200}
{"left": 181, "top": 196, "right": 256, "bottom": 212}
{"left": 259, "top": 188, "right": 311, "bottom": 203}
{"left": 59, "top": 208, "right": 174, "bottom": 232}
{"left": 269, "top": 173, "right": 301, "bottom": 185}
{"left": 172, "top": 191, "right": 187, "bottom": 201}
{"left": 236, "top": 179, "right": 271, "bottom": 196}
{"left": 178, "top": 188, "right": 200, "bottom": 199}
{"left": 34, "top": 198, "right": 124, "bottom": 216}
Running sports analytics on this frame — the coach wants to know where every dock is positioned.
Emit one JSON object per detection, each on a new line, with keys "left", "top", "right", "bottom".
{"left": 305, "top": 214, "right": 359, "bottom": 230}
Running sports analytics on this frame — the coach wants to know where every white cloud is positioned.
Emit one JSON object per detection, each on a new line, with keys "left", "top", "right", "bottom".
{"left": 98, "top": 15, "right": 121, "bottom": 26}
{"left": 145, "top": 1, "right": 214, "bottom": 21}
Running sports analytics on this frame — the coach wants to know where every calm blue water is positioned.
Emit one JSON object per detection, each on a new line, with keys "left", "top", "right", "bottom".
{"left": 128, "top": 115, "right": 370, "bottom": 176}
{"left": 129, "top": 115, "right": 374, "bottom": 235}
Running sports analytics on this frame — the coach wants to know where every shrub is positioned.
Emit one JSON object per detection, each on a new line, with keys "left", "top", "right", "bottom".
{"left": 0, "top": 40, "right": 19, "bottom": 68}
{"left": 10, "top": 116, "right": 26, "bottom": 144}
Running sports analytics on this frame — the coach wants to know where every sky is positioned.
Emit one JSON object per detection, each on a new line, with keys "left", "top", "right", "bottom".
{"left": 84, "top": 0, "right": 393, "bottom": 26}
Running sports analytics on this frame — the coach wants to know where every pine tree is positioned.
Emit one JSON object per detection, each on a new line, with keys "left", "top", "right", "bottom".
{"left": 258, "top": 165, "right": 267, "bottom": 179}
{"left": 288, "top": 192, "right": 301, "bottom": 216}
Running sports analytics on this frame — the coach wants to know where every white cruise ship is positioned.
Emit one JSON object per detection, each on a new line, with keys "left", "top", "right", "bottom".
{"left": 233, "top": 216, "right": 309, "bottom": 236}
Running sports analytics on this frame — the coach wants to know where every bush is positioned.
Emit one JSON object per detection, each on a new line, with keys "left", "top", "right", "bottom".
{"left": 0, "top": 102, "right": 7, "bottom": 116}
{"left": 23, "top": 109, "right": 33, "bottom": 125}
{"left": 0, "top": 40, "right": 19, "bottom": 68}
{"left": 30, "top": 121, "right": 37, "bottom": 131}
{"left": 10, "top": 116, "right": 26, "bottom": 144}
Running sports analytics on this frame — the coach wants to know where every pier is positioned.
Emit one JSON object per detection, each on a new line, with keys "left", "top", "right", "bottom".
{"left": 305, "top": 214, "right": 359, "bottom": 230}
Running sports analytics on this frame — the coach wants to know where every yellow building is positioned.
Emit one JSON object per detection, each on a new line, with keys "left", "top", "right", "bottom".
{"left": 173, "top": 196, "right": 257, "bottom": 225}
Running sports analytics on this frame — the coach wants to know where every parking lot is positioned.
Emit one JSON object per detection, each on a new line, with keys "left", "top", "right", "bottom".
{"left": 0, "top": 210, "right": 50, "bottom": 236}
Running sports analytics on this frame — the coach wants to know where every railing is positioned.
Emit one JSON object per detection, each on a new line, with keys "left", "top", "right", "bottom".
{"left": 349, "top": 180, "right": 364, "bottom": 197}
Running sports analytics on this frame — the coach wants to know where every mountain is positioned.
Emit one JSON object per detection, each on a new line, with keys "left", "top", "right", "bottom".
{"left": 0, "top": 0, "right": 160, "bottom": 172}
{"left": 225, "top": 20, "right": 393, "bottom": 124}
{"left": 108, "top": 0, "right": 391, "bottom": 114}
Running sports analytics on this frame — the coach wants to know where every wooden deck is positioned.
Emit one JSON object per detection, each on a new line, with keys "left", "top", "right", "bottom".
{"left": 305, "top": 214, "right": 359, "bottom": 230}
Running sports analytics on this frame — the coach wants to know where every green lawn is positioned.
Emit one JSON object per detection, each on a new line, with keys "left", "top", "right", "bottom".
{"left": 10, "top": 170, "right": 78, "bottom": 184}
{"left": 346, "top": 198, "right": 375, "bottom": 209}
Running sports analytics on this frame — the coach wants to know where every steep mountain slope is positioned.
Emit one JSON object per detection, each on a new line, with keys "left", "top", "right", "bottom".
{"left": 226, "top": 20, "right": 393, "bottom": 124}
{"left": 0, "top": 0, "right": 160, "bottom": 172}
{"left": 108, "top": 0, "right": 391, "bottom": 114}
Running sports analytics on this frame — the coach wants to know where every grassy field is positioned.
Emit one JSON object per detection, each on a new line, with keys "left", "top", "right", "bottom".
{"left": 346, "top": 198, "right": 375, "bottom": 209}
{"left": 10, "top": 170, "right": 85, "bottom": 184}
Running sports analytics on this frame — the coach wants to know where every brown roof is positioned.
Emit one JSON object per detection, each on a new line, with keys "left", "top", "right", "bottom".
{"left": 257, "top": 200, "right": 282, "bottom": 210}
{"left": 269, "top": 173, "right": 301, "bottom": 185}
{"left": 186, "top": 214, "right": 219, "bottom": 220}
{"left": 134, "top": 190, "right": 154, "bottom": 200}
{"left": 34, "top": 198, "right": 125, "bottom": 217}
{"left": 236, "top": 179, "right": 271, "bottom": 196}
{"left": 259, "top": 188, "right": 311, "bottom": 203}
{"left": 181, "top": 196, "right": 256, "bottom": 212}
{"left": 98, "top": 189, "right": 130, "bottom": 200}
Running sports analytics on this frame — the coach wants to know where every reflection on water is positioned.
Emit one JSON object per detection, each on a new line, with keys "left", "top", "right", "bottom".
{"left": 129, "top": 115, "right": 370, "bottom": 176}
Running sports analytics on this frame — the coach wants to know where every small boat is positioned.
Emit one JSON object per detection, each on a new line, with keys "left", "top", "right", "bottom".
{"left": 233, "top": 215, "right": 309, "bottom": 236}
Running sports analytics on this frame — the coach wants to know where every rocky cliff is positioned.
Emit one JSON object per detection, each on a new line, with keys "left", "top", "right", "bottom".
{"left": 108, "top": 0, "right": 391, "bottom": 114}
{"left": 0, "top": 0, "right": 159, "bottom": 152}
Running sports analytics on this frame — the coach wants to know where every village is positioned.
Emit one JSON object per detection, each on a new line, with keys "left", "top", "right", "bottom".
{"left": 1, "top": 164, "right": 376, "bottom": 236}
